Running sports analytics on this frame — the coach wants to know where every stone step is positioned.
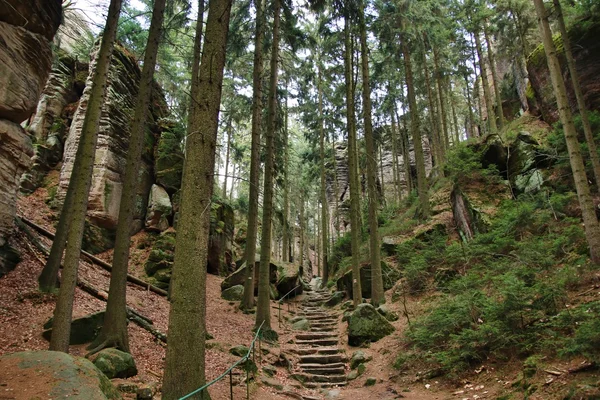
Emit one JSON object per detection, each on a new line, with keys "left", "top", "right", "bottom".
{"left": 299, "top": 354, "right": 346, "bottom": 364}
{"left": 303, "top": 315, "right": 337, "bottom": 321}
{"left": 303, "top": 381, "right": 347, "bottom": 389}
{"left": 298, "top": 362, "right": 346, "bottom": 369}
{"left": 296, "top": 338, "right": 339, "bottom": 346}
{"left": 295, "top": 333, "right": 336, "bottom": 341}
{"left": 299, "top": 363, "right": 346, "bottom": 375}
{"left": 310, "top": 321, "right": 337, "bottom": 326}
{"left": 311, "top": 327, "right": 335, "bottom": 333}
{"left": 290, "top": 347, "right": 341, "bottom": 355}
{"left": 292, "top": 373, "right": 346, "bottom": 384}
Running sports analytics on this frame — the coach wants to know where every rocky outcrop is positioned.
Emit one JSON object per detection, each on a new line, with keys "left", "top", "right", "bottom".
{"left": 42, "top": 311, "right": 106, "bottom": 345}
{"left": 0, "top": 351, "right": 121, "bottom": 399}
{"left": 527, "top": 17, "right": 600, "bottom": 124}
{"left": 221, "top": 259, "right": 278, "bottom": 293}
{"left": 0, "top": 0, "right": 61, "bottom": 276}
{"left": 207, "top": 200, "right": 235, "bottom": 275}
{"left": 145, "top": 184, "right": 172, "bottom": 232}
{"left": 90, "top": 348, "right": 138, "bottom": 379}
{"left": 57, "top": 43, "right": 168, "bottom": 234}
{"left": 326, "top": 136, "right": 433, "bottom": 234}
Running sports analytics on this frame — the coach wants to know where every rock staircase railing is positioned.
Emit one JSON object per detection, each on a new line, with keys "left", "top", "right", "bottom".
{"left": 277, "top": 284, "right": 301, "bottom": 328}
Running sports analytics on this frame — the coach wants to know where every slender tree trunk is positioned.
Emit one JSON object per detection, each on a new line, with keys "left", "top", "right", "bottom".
{"left": 450, "top": 80, "right": 461, "bottom": 144}
{"left": 299, "top": 196, "right": 305, "bottom": 274}
{"left": 229, "top": 163, "right": 236, "bottom": 199}
{"left": 318, "top": 66, "right": 329, "bottom": 287}
{"left": 464, "top": 75, "right": 475, "bottom": 139}
{"left": 88, "top": 0, "right": 166, "bottom": 355}
{"left": 390, "top": 105, "right": 401, "bottom": 203}
{"left": 242, "top": 0, "right": 265, "bottom": 311}
{"left": 255, "top": 0, "right": 280, "bottom": 336}
{"left": 359, "top": 1, "right": 383, "bottom": 305}
{"left": 402, "top": 35, "right": 430, "bottom": 218}
{"left": 422, "top": 47, "right": 443, "bottom": 169}
{"left": 397, "top": 101, "right": 412, "bottom": 193}
{"left": 162, "top": 0, "right": 232, "bottom": 397}
{"left": 222, "top": 118, "right": 232, "bottom": 199}
{"left": 533, "top": 0, "right": 600, "bottom": 264}
{"left": 316, "top": 206, "right": 321, "bottom": 278}
{"left": 49, "top": 0, "right": 122, "bottom": 352}
{"left": 344, "top": 15, "right": 363, "bottom": 306}
{"left": 484, "top": 26, "right": 505, "bottom": 131}
{"left": 433, "top": 46, "right": 449, "bottom": 156}
{"left": 553, "top": 0, "right": 600, "bottom": 191}
{"left": 474, "top": 30, "right": 497, "bottom": 134}
{"left": 332, "top": 139, "right": 340, "bottom": 239}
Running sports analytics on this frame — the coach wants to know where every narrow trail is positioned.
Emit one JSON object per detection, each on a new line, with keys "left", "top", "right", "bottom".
{"left": 285, "top": 281, "right": 348, "bottom": 391}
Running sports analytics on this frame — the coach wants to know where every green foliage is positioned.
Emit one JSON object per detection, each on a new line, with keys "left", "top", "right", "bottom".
{"left": 329, "top": 233, "right": 352, "bottom": 277}
{"left": 399, "top": 191, "right": 596, "bottom": 373}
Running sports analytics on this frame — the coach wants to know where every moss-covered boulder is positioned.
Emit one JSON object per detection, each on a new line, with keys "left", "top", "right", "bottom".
{"left": 0, "top": 350, "right": 121, "bottom": 399}
{"left": 291, "top": 318, "right": 310, "bottom": 331}
{"left": 145, "top": 184, "right": 172, "bottom": 232}
{"left": 208, "top": 200, "right": 235, "bottom": 276}
{"left": 337, "top": 261, "right": 399, "bottom": 300}
{"left": 325, "top": 291, "right": 345, "bottom": 307}
{"left": 276, "top": 262, "right": 303, "bottom": 299}
{"left": 221, "top": 285, "right": 244, "bottom": 301}
{"left": 43, "top": 311, "right": 105, "bottom": 345}
{"left": 90, "top": 348, "right": 137, "bottom": 379}
{"left": 229, "top": 345, "right": 249, "bottom": 357}
{"left": 154, "top": 120, "right": 184, "bottom": 194}
{"left": 347, "top": 304, "right": 394, "bottom": 346}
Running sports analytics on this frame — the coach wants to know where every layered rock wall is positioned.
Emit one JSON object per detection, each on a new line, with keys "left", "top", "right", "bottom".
{"left": 0, "top": 0, "right": 62, "bottom": 275}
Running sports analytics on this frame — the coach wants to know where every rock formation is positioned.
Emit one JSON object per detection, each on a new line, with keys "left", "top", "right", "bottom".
{"left": 0, "top": 0, "right": 62, "bottom": 276}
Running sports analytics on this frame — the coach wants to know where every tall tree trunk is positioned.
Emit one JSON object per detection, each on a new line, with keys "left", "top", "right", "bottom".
{"left": 282, "top": 81, "right": 290, "bottom": 263}
{"left": 49, "top": 0, "right": 122, "bottom": 352}
{"left": 222, "top": 118, "right": 232, "bottom": 199}
{"left": 474, "top": 30, "right": 497, "bottom": 134}
{"left": 318, "top": 66, "right": 329, "bottom": 287}
{"left": 358, "top": 1, "right": 383, "bottom": 306}
{"left": 88, "top": 0, "right": 166, "bottom": 355}
{"left": 421, "top": 47, "right": 443, "bottom": 169}
{"left": 533, "top": 0, "right": 600, "bottom": 264}
{"left": 255, "top": 0, "right": 280, "bottom": 336}
{"left": 553, "top": 0, "right": 600, "bottom": 191}
{"left": 229, "top": 163, "right": 236, "bottom": 199}
{"left": 450, "top": 80, "right": 461, "bottom": 144}
{"left": 344, "top": 15, "right": 363, "bottom": 306}
{"left": 390, "top": 104, "right": 401, "bottom": 203}
{"left": 332, "top": 139, "right": 341, "bottom": 239}
{"left": 162, "top": 0, "right": 232, "bottom": 397}
{"left": 401, "top": 35, "right": 430, "bottom": 218}
{"left": 316, "top": 206, "right": 321, "bottom": 278}
{"left": 433, "top": 46, "right": 449, "bottom": 156}
{"left": 242, "top": 0, "right": 265, "bottom": 311}
{"left": 299, "top": 196, "right": 305, "bottom": 274}
{"left": 484, "top": 26, "right": 505, "bottom": 131}
{"left": 464, "top": 75, "right": 475, "bottom": 139}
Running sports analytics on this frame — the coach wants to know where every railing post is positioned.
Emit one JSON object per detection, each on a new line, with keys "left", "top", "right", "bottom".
{"left": 246, "top": 369, "right": 249, "bottom": 400}
{"left": 229, "top": 370, "right": 233, "bottom": 400}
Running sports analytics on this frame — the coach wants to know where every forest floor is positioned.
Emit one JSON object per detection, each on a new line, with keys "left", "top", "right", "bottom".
{"left": 0, "top": 185, "right": 598, "bottom": 399}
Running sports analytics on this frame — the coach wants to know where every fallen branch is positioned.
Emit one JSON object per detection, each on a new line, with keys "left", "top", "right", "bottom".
{"left": 18, "top": 216, "right": 168, "bottom": 297}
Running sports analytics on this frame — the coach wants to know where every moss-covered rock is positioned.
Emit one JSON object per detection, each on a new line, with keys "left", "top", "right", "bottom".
{"left": 337, "top": 261, "right": 399, "bottom": 300}
{"left": 90, "top": 348, "right": 137, "bottom": 379}
{"left": 347, "top": 304, "right": 394, "bottom": 346}
{"left": 291, "top": 318, "right": 310, "bottom": 331}
{"left": 221, "top": 258, "right": 278, "bottom": 293}
{"left": 0, "top": 350, "right": 121, "bottom": 399}
{"left": 229, "top": 345, "right": 249, "bottom": 357}
{"left": 144, "top": 232, "right": 175, "bottom": 277}
{"left": 325, "top": 291, "right": 345, "bottom": 307}
{"left": 221, "top": 285, "right": 244, "bottom": 301}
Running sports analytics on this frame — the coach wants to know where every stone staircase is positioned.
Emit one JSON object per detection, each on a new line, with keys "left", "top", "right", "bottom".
{"left": 288, "top": 287, "right": 347, "bottom": 389}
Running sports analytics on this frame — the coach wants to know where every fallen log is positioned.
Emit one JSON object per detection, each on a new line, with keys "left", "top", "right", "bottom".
{"left": 18, "top": 216, "right": 168, "bottom": 297}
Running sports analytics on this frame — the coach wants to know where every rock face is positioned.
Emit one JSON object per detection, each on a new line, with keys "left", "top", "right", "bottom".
{"left": 57, "top": 43, "right": 168, "bottom": 234}
{"left": 0, "top": 350, "right": 121, "bottom": 399}
{"left": 221, "top": 285, "right": 244, "bottom": 301}
{"left": 347, "top": 303, "right": 394, "bottom": 346}
{"left": 0, "top": 0, "right": 61, "bottom": 276}
{"left": 527, "top": 18, "right": 600, "bottom": 124}
{"left": 221, "top": 259, "right": 278, "bottom": 293}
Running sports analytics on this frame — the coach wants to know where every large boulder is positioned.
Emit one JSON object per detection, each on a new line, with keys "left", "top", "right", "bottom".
{"left": 207, "top": 200, "right": 235, "bottom": 275}
{"left": 221, "top": 285, "right": 244, "bottom": 301}
{"left": 145, "top": 184, "right": 172, "bottom": 231}
{"left": 337, "top": 261, "right": 399, "bottom": 300}
{"left": 0, "top": 0, "right": 62, "bottom": 41}
{"left": 154, "top": 120, "right": 184, "bottom": 193}
{"left": 90, "top": 348, "right": 137, "bottom": 379}
{"left": 0, "top": 350, "right": 121, "bottom": 399}
{"left": 275, "top": 262, "right": 303, "bottom": 299}
{"left": 221, "top": 259, "right": 278, "bottom": 293}
{"left": 347, "top": 304, "right": 394, "bottom": 346}
{"left": 42, "top": 311, "right": 105, "bottom": 345}
{"left": 57, "top": 43, "right": 168, "bottom": 235}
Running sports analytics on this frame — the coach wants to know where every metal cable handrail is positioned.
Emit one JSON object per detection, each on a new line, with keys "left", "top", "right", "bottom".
{"left": 179, "top": 320, "right": 265, "bottom": 400}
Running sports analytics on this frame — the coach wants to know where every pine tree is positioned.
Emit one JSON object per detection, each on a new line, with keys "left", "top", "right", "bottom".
{"left": 88, "top": 0, "right": 166, "bottom": 355}
{"left": 162, "top": 0, "right": 232, "bottom": 397}
{"left": 532, "top": 0, "right": 600, "bottom": 264}
{"left": 49, "top": 0, "right": 123, "bottom": 352}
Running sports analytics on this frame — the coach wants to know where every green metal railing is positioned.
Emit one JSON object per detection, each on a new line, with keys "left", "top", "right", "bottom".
{"left": 179, "top": 321, "right": 265, "bottom": 400}
{"left": 277, "top": 284, "right": 301, "bottom": 327}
